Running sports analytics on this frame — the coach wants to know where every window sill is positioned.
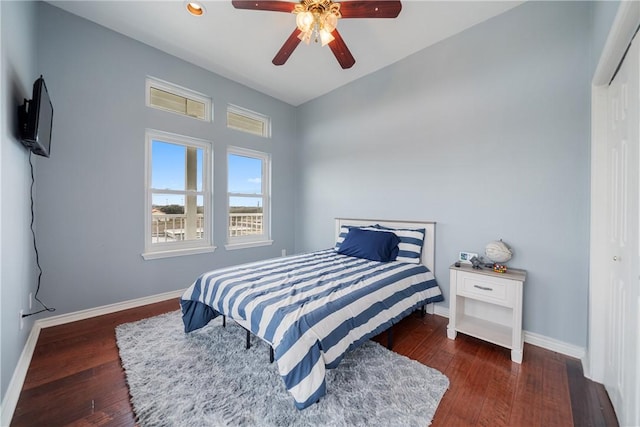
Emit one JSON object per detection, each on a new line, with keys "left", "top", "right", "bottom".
{"left": 225, "top": 240, "right": 274, "bottom": 251}
{"left": 142, "top": 245, "right": 216, "bottom": 260}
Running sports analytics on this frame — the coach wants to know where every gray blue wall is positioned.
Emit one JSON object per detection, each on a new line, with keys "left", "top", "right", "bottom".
{"left": 295, "top": 1, "right": 601, "bottom": 347}
{"left": 1, "top": 0, "right": 40, "bottom": 405}
{"left": 32, "top": 2, "right": 298, "bottom": 314}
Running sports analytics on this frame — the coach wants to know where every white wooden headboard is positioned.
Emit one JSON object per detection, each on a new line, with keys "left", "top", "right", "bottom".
{"left": 335, "top": 218, "right": 436, "bottom": 274}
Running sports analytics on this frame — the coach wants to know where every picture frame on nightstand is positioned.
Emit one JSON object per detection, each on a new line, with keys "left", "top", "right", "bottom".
{"left": 458, "top": 251, "right": 478, "bottom": 264}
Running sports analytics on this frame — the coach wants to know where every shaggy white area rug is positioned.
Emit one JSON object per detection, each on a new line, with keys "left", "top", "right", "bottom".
{"left": 116, "top": 310, "right": 449, "bottom": 426}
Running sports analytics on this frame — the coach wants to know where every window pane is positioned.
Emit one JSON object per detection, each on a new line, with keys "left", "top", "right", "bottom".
{"left": 152, "top": 194, "right": 184, "bottom": 213}
{"left": 229, "top": 196, "right": 263, "bottom": 210}
{"left": 227, "top": 111, "right": 265, "bottom": 136}
{"left": 152, "top": 194, "right": 184, "bottom": 243}
{"left": 152, "top": 141, "right": 185, "bottom": 190}
{"left": 151, "top": 193, "right": 204, "bottom": 243}
{"left": 145, "top": 129, "right": 212, "bottom": 256}
{"left": 197, "top": 195, "right": 204, "bottom": 213}
{"left": 229, "top": 196, "right": 263, "bottom": 237}
{"left": 186, "top": 99, "right": 205, "bottom": 119}
{"left": 150, "top": 87, "right": 188, "bottom": 115}
{"left": 226, "top": 147, "right": 269, "bottom": 245}
{"left": 197, "top": 149, "right": 203, "bottom": 192}
{"left": 228, "top": 154, "right": 262, "bottom": 194}
{"left": 150, "top": 141, "right": 205, "bottom": 244}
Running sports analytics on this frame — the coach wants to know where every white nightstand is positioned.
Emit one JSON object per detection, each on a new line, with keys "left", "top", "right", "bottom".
{"left": 447, "top": 263, "right": 526, "bottom": 363}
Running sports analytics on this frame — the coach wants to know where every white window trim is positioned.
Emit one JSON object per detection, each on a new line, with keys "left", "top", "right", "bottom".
{"left": 146, "top": 76, "right": 212, "bottom": 122}
{"left": 225, "top": 240, "right": 274, "bottom": 251}
{"left": 142, "top": 245, "right": 216, "bottom": 260}
{"left": 226, "top": 146, "right": 272, "bottom": 248}
{"left": 142, "top": 129, "right": 215, "bottom": 260}
{"left": 227, "top": 104, "right": 272, "bottom": 138}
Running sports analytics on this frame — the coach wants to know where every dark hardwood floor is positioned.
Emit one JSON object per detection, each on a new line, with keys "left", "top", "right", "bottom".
{"left": 11, "top": 299, "right": 618, "bottom": 426}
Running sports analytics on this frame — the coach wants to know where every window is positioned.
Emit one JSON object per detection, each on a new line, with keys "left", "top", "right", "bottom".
{"left": 143, "top": 129, "right": 213, "bottom": 259}
{"left": 146, "top": 77, "right": 212, "bottom": 121}
{"left": 227, "top": 104, "right": 271, "bottom": 138}
{"left": 226, "top": 147, "right": 272, "bottom": 249}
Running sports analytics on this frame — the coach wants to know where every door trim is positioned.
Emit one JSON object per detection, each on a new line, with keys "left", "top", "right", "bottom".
{"left": 593, "top": 2, "right": 640, "bottom": 87}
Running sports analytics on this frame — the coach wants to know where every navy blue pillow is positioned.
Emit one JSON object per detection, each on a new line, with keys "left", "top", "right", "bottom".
{"left": 337, "top": 227, "right": 400, "bottom": 262}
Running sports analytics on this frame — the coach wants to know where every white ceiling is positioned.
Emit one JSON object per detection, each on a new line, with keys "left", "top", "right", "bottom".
{"left": 47, "top": 0, "right": 523, "bottom": 106}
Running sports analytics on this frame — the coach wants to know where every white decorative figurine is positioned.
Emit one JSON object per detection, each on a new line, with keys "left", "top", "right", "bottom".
{"left": 485, "top": 239, "right": 513, "bottom": 263}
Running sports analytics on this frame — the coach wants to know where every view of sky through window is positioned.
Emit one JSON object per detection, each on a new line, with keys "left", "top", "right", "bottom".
{"left": 228, "top": 154, "right": 261, "bottom": 193}
{"left": 151, "top": 141, "right": 262, "bottom": 207}
{"left": 152, "top": 140, "right": 203, "bottom": 206}
{"left": 228, "top": 154, "right": 262, "bottom": 209}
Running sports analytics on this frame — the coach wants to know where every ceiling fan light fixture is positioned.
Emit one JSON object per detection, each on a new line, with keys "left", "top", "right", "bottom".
{"left": 319, "top": 28, "right": 334, "bottom": 46}
{"left": 185, "top": 1, "right": 206, "bottom": 16}
{"left": 322, "top": 13, "right": 337, "bottom": 33}
{"left": 293, "top": 1, "right": 341, "bottom": 47}
{"left": 298, "top": 30, "right": 312, "bottom": 45}
{"left": 296, "top": 11, "right": 314, "bottom": 32}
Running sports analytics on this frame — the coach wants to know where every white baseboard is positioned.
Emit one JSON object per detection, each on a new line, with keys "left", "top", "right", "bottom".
{"left": 431, "top": 303, "right": 586, "bottom": 360}
{"left": 0, "top": 289, "right": 184, "bottom": 426}
{"left": 36, "top": 289, "right": 183, "bottom": 329}
{"left": 0, "top": 326, "right": 41, "bottom": 427}
{"left": 433, "top": 303, "right": 449, "bottom": 318}
{"left": 523, "top": 330, "right": 586, "bottom": 360}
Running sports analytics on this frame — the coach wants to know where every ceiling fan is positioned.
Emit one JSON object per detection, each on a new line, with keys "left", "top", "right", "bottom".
{"left": 231, "top": 0, "right": 402, "bottom": 69}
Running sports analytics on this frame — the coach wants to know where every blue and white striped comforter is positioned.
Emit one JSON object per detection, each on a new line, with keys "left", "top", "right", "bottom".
{"left": 180, "top": 249, "right": 443, "bottom": 409}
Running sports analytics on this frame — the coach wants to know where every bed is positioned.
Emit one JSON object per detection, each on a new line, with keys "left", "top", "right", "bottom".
{"left": 180, "top": 218, "right": 443, "bottom": 409}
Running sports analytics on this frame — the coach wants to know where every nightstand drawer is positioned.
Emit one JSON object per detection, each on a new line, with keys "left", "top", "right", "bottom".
{"left": 457, "top": 271, "right": 514, "bottom": 307}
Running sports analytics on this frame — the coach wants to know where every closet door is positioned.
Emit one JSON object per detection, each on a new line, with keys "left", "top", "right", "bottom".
{"left": 604, "top": 34, "right": 640, "bottom": 426}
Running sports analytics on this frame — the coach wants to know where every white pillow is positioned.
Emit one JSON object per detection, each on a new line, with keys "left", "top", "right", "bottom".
{"left": 373, "top": 225, "right": 425, "bottom": 264}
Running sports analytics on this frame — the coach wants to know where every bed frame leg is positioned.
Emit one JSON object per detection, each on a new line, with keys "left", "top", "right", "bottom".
{"left": 222, "top": 315, "right": 226, "bottom": 328}
{"left": 269, "top": 347, "right": 274, "bottom": 363}
{"left": 387, "top": 328, "right": 393, "bottom": 350}
{"left": 421, "top": 305, "right": 426, "bottom": 318}
{"left": 246, "top": 329, "right": 250, "bottom": 349}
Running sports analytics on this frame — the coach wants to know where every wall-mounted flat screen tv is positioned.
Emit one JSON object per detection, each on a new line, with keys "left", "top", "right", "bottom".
{"left": 19, "top": 75, "right": 53, "bottom": 158}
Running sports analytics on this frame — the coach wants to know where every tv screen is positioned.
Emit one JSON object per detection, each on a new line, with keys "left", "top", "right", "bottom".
{"left": 19, "top": 76, "right": 53, "bottom": 158}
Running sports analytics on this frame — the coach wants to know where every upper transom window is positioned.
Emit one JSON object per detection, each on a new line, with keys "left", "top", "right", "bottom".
{"left": 227, "top": 104, "right": 271, "bottom": 138}
{"left": 146, "top": 77, "right": 211, "bottom": 122}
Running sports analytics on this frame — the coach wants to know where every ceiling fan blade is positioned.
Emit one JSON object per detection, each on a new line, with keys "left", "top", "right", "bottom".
{"left": 273, "top": 28, "right": 303, "bottom": 66}
{"left": 231, "top": 1, "right": 297, "bottom": 13}
{"left": 328, "top": 29, "right": 355, "bottom": 69}
{"left": 339, "top": 1, "right": 402, "bottom": 18}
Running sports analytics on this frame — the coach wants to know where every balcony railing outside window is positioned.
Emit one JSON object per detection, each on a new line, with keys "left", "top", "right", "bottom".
{"left": 152, "top": 214, "right": 204, "bottom": 243}
{"left": 229, "top": 213, "right": 263, "bottom": 237}
{"left": 151, "top": 212, "right": 264, "bottom": 242}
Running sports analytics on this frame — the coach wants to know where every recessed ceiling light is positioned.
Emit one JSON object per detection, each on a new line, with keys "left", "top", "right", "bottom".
{"left": 185, "top": 1, "right": 206, "bottom": 16}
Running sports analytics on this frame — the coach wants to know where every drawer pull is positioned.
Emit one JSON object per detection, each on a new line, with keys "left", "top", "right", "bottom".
{"left": 473, "top": 285, "right": 493, "bottom": 291}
